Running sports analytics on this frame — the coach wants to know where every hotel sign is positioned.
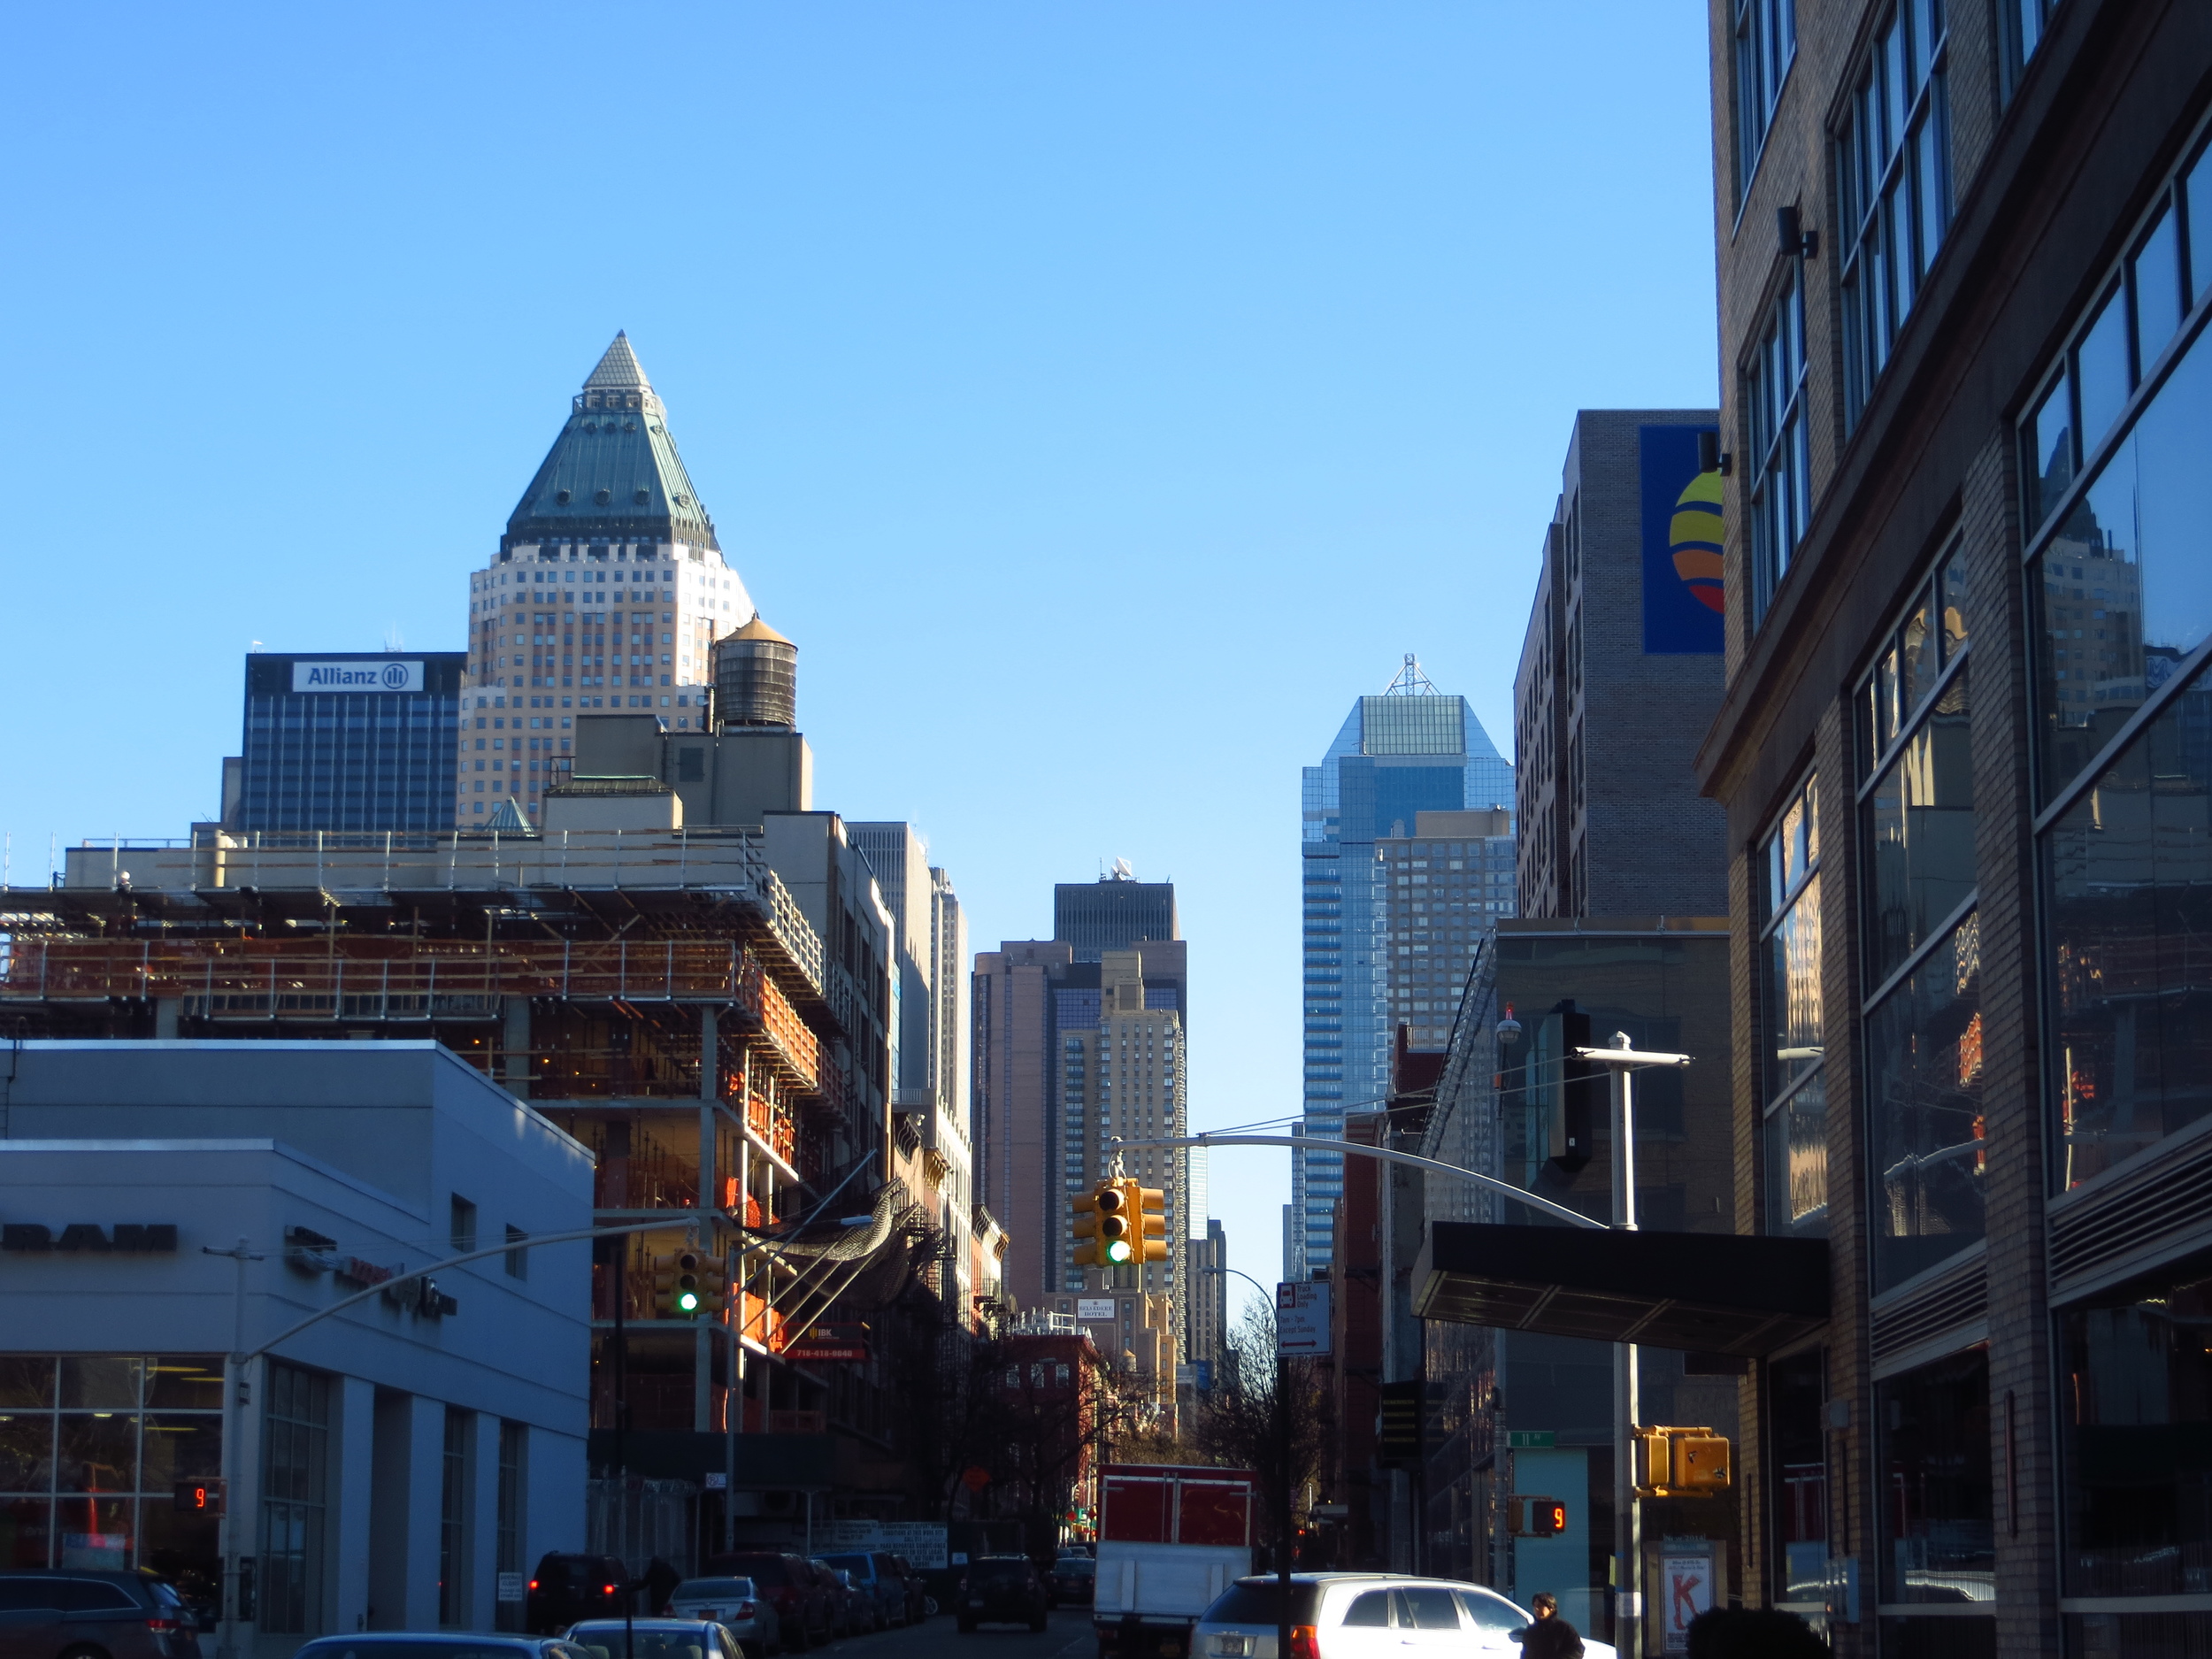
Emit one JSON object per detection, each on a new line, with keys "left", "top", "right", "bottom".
{"left": 292, "top": 659, "right": 424, "bottom": 693}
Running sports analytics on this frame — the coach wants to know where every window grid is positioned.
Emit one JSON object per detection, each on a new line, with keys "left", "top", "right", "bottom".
{"left": 260, "top": 1363, "right": 330, "bottom": 1636}
{"left": 1733, "top": 0, "right": 1797, "bottom": 200}
{"left": 1759, "top": 773, "right": 1826, "bottom": 1239}
{"left": 1838, "top": 0, "right": 1952, "bottom": 429}
{"left": 1747, "top": 271, "right": 1810, "bottom": 623}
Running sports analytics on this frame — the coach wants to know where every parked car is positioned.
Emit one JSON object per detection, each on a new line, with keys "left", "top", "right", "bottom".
{"left": 815, "top": 1553, "right": 910, "bottom": 1630}
{"left": 0, "top": 1570, "right": 202, "bottom": 1659}
{"left": 1048, "top": 1555, "right": 1096, "bottom": 1608}
{"left": 956, "top": 1555, "right": 1049, "bottom": 1634}
{"left": 1192, "top": 1574, "right": 1618, "bottom": 1659}
{"left": 814, "top": 1564, "right": 873, "bottom": 1636}
{"left": 702, "top": 1554, "right": 832, "bottom": 1651}
{"left": 525, "top": 1553, "right": 633, "bottom": 1633}
{"left": 295, "top": 1637, "right": 591, "bottom": 1659}
{"left": 563, "top": 1620, "right": 749, "bottom": 1659}
{"left": 662, "top": 1578, "right": 780, "bottom": 1658}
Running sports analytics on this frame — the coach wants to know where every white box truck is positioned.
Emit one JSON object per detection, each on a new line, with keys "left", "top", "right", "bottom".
{"left": 1094, "top": 1463, "right": 1257, "bottom": 1659}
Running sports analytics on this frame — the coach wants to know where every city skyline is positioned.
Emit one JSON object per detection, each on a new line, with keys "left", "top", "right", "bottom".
{"left": 1, "top": 3, "right": 1720, "bottom": 1297}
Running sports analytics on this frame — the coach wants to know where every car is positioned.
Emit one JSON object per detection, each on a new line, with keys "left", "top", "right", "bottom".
{"left": 956, "top": 1555, "right": 1049, "bottom": 1634}
{"left": 811, "top": 1563, "right": 872, "bottom": 1636}
{"left": 700, "top": 1554, "right": 832, "bottom": 1651}
{"left": 1193, "top": 1574, "right": 1618, "bottom": 1658}
{"left": 814, "top": 1553, "right": 909, "bottom": 1630}
{"left": 563, "top": 1619, "right": 749, "bottom": 1659}
{"left": 0, "top": 1570, "right": 202, "bottom": 1659}
{"left": 886, "top": 1555, "right": 929, "bottom": 1624}
{"left": 661, "top": 1578, "right": 780, "bottom": 1658}
{"left": 525, "top": 1554, "right": 634, "bottom": 1634}
{"left": 294, "top": 1636, "right": 592, "bottom": 1659}
{"left": 1048, "top": 1555, "right": 1096, "bottom": 1608}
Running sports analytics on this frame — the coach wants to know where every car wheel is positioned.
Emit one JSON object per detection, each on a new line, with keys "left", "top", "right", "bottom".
{"left": 924, "top": 1596, "right": 939, "bottom": 1618}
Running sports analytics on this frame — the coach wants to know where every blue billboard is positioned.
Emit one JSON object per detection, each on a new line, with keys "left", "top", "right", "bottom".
{"left": 1640, "top": 424, "right": 1724, "bottom": 655}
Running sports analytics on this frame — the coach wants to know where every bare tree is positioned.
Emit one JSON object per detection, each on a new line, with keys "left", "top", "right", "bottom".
{"left": 1190, "top": 1301, "right": 1329, "bottom": 1568}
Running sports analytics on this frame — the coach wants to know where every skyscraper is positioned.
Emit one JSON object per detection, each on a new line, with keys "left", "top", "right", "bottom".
{"left": 1295, "top": 657, "right": 1510, "bottom": 1278}
{"left": 455, "top": 333, "right": 756, "bottom": 826}
{"left": 227, "top": 650, "right": 465, "bottom": 832}
{"left": 1374, "top": 808, "right": 1516, "bottom": 1051}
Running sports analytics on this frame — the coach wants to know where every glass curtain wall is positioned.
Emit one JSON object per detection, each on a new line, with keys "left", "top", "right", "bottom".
{"left": 1876, "top": 1347, "right": 1996, "bottom": 1654}
{"left": 1761, "top": 774, "right": 1827, "bottom": 1236}
{"left": 1859, "top": 542, "right": 1980, "bottom": 1293}
{"left": 2026, "top": 125, "right": 2212, "bottom": 1194}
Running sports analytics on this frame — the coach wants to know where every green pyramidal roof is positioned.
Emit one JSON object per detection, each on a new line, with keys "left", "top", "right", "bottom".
{"left": 503, "top": 333, "right": 720, "bottom": 551}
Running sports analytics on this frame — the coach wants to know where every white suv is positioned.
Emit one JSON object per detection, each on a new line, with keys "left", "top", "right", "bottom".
{"left": 1193, "top": 1573, "right": 1618, "bottom": 1659}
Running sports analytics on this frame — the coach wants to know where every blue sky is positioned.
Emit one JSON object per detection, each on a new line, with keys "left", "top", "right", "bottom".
{"left": 3, "top": 2, "right": 1718, "bottom": 1310}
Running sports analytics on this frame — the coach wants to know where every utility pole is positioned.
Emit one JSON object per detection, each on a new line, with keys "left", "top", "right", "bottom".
{"left": 204, "top": 1235, "right": 263, "bottom": 1659}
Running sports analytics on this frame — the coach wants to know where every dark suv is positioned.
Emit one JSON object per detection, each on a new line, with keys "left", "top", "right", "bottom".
{"left": 0, "top": 1570, "right": 200, "bottom": 1659}
{"left": 523, "top": 1554, "right": 631, "bottom": 1634}
{"left": 701, "top": 1554, "right": 831, "bottom": 1651}
{"left": 956, "top": 1556, "right": 1048, "bottom": 1633}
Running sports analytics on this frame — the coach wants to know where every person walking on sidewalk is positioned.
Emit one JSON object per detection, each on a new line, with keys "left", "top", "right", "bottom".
{"left": 1517, "top": 1593, "right": 1585, "bottom": 1659}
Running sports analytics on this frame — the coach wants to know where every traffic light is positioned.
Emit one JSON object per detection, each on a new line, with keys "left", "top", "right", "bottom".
{"left": 694, "top": 1254, "right": 730, "bottom": 1319}
{"left": 1095, "top": 1179, "right": 1137, "bottom": 1266}
{"left": 652, "top": 1250, "right": 705, "bottom": 1318}
{"left": 1072, "top": 1190, "right": 1101, "bottom": 1267}
{"left": 1137, "top": 1187, "right": 1170, "bottom": 1263}
{"left": 1507, "top": 1495, "right": 1565, "bottom": 1537}
{"left": 1632, "top": 1426, "right": 1733, "bottom": 1496}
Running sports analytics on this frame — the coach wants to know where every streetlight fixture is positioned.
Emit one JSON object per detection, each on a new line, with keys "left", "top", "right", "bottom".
{"left": 1572, "top": 1032, "right": 1692, "bottom": 1659}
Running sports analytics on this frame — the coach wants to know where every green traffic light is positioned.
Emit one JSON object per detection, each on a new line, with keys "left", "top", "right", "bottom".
{"left": 677, "top": 1290, "right": 700, "bottom": 1313}
{"left": 1105, "top": 1240, "right": 1133, "bottom": 1265}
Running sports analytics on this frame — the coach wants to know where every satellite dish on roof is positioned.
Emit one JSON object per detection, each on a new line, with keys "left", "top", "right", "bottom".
{"left": 1110, "top": 857, "right": 1135, "bottom": 882}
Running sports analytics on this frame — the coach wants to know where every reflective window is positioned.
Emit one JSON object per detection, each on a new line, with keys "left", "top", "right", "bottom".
{"left": 1867, "top": 913, "right": 1985, "bottom": 1291}
{"left": 1863, "top": 659, "right": 1974, "bottom": 987}
{"left": 1762, "top": 775, "right": 1826, "bottom": 1236}
{"left": 1877, "top": 1346, "right": 1993, "bottom": 1609}
{"left": 2043, "top": 672, "right": 2212, "bottom": 1189}
{"left": 2030, "top": 328, "right": 2212, "bottom": 803}
{"left": 1839, "top": 0, "right": 1953, "bottom": 428}
{"left": 1733, "top": 0, "right": 1797, "bottom": 199}
{"left": 2002, "top": 0, "right": 2062, "bottom": 97}
{"left": 262, "top": 1363, "right": 329, "bottom": 1634}
{"left": 2059, "top": 1256, "right": 2212, "bottom": 1603}
{"left": 1747, "top": 271, "right": 1811, "bottom": 623}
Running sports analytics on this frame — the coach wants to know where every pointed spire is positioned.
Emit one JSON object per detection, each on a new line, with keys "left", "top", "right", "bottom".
{"left": 582, "top": 331, "right": 652, "bottom": 393}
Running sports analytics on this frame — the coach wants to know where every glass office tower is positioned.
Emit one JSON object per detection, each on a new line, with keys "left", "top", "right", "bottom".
{"left": 236, "top": 652, "right": 465, "bottom": 833}
{"left": 1295, "top": 662, "right": 1511, "bottom": 1277}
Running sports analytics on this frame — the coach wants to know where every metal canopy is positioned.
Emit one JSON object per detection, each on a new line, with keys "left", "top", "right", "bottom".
{"left": 1411, "top": 1221, "right": 1830, "bottom": 1356}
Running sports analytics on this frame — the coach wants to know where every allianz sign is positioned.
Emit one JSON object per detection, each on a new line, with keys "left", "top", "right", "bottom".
{"left": 291, "top": 659, "right": 423, "bottom": 693}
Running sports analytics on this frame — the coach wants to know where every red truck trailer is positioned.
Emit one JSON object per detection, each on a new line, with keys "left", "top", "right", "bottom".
{"left": 1093, "top": 1463, "right": 1258, "bottom": 1659}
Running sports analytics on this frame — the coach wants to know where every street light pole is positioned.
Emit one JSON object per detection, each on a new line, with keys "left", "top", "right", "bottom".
{"left": 1574, "top": 1033, "right": 1692, "bottom": 1659}
{"left": 1203, "top": 1264, "right": 1292, "bottom": 1659}
{"left": 204, "top": 1236, "right": 264, "bottom": 1659}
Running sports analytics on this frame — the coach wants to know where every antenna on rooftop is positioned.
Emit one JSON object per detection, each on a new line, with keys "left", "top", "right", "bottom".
{"left": 1384, "top": 652, "right": 1438, "bottom": 695}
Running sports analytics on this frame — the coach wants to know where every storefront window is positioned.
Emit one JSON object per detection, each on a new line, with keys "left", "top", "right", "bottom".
{"left": 262, "top": 1363, "right": 330, "bottom": 1635}
{"left": 2044, "top": 667, "right": 2212, "bottom": 1190}
{"left": 1877, "top": 1346, "right": 1993, "bottom": 1633}
{"left": 0, "top": 1356, "right": 222, "bottom": 1599}
{"left": 2059, "top": 1255, "right": 2212, "bottom": 1605}
{"left": 1768, "top": 1348, "right": 1830, "bottom": 1621}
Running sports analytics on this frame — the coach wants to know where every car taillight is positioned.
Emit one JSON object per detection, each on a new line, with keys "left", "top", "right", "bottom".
{"left": 603, "top": 1585, "right": 618, "bottom": 1595}
{"left": 528, "top": 1581, "right": 540, "bottom": 1592}
{"left": 736, "top": 1602, "right": 755, "bottom": 1617}
{"left": 145, "top": 1618, "right": 184, "bottom": 1634}
{"left": 1286, "top": 1627, "right": 1319, "bottom": 1659}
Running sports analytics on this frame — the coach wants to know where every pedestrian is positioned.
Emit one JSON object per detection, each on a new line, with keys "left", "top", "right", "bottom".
{"left": 1517, "top": 1593, "right": 1585, "bottom": 1659}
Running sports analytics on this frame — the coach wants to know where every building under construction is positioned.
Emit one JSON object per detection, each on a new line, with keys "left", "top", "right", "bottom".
{"left": 0, "top": 819, "right": 987, "bottom": 1557}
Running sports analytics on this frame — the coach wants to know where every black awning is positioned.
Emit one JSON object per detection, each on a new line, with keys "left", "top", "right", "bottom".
{"left": 1411, "top": 1221, "right": 1829, "bottom": 1356}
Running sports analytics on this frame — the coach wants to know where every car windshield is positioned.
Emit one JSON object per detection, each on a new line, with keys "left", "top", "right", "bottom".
{"left": 716, "top": 1560, "right": 787, "bottom": 1586}
{"left": 299, "top": 1644, "right": 537, "bottom": 1659}
{"left": 1056, "top": 1560, "right": 1095, "bottom": 1575}
{"left": 565, "top": 1629, "right": 712, "bottom": 1659}
{"left": 671, "top": 1580, "right": 755, "bottom": 1601}
{"left": 1204, "top": 1581, "right": 1325, "bottom": 1624}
